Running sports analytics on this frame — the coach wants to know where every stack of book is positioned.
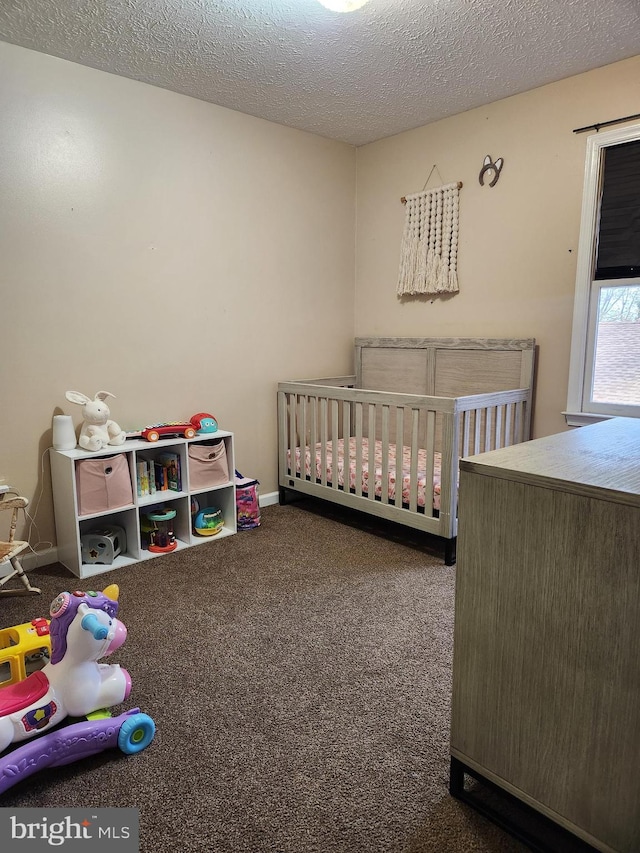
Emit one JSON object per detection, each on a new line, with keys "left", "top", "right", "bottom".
{"left": 137, "top": 452, "right": 182, "bottom": 497}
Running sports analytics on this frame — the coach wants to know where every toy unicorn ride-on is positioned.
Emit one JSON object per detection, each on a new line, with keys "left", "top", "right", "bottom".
{"left": 0, "top": 584, "right": 155, "bottom": 793}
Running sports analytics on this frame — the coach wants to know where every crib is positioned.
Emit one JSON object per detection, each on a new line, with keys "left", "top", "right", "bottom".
{"left": 277, "top": 337, "right": 536, "bottom": 564}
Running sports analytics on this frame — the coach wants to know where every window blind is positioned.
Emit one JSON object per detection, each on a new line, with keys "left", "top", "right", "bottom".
{"left": 595, "top": 139, "right": 640, "bottom": 279}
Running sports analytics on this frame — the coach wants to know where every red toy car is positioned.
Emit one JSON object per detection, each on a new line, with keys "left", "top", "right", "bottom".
{"left": 141, "top": 422, "right": 197, "bottom": 442}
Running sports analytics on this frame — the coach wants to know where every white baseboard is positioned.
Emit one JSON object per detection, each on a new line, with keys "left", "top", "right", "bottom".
{"left": 23, "top": 548, "right": 58, "bottom": 572}
{"left": 0, "top": 547, "right": 59, "bottom": 576}
{"left": 259, "top": 491, "right": 279, "bottom": 508}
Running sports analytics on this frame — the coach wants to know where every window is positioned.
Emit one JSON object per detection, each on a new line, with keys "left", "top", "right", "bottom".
{"left": 566, "top": 123, "right": 640, "bottom": 425}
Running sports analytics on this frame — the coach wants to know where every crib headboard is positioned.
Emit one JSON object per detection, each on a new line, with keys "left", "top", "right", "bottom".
{"left": 355, "top": 337, "right": 536, "bottom": 446}
{"left": 355, "top": 337, "right": 536, "bottom": 398}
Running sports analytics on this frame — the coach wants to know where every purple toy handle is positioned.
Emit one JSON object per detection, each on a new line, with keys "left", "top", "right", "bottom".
{"left": 0, "top": 709, "right": 155, "bottom": 795}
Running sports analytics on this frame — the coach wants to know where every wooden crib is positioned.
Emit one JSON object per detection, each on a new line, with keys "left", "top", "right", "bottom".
{"left": 277, "top": 337, "right": 536, "bottom": 564}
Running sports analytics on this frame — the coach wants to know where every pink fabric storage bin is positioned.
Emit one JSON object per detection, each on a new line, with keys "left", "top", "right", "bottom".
{"left": 75, "top": 454, "right": 133, "bottom": 516}
{"left": 188, "top": 441, "right": 229, "bottom": 490}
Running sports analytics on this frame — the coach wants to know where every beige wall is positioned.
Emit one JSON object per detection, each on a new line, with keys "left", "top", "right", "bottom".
{"left": 2, "top": 38, "right": 639, "bottom": 565}
{"left": 0, "top": 41, "right": 356, "bottom": 559}
{"left": 355, "top": 55, "right": 640, "bottom": 439}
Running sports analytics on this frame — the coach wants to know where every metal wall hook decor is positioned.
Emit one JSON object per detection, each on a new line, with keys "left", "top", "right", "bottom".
{"left": 479, "top": 155, "right": 504, "bottom": 187}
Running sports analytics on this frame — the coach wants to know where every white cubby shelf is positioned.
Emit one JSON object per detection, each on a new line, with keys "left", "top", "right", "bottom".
{"left": 49, "top": 431, "right": 235, "bottom": 578}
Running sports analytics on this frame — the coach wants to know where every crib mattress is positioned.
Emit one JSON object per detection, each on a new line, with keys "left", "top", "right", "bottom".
{"left": 290, "top": 438, "right": 442, "bottom": 511}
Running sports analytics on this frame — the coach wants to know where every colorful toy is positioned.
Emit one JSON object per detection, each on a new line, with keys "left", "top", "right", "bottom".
{"left": 0, "top": 618, "right": 51, "bottom": 687}
{"left": 0, "top": 708, "right": 154, "bottom": 795}
{"left": 143, "top": 508, "right": 177, "bottom": 552}
{"left": 80, "top": 524, "right": 127, "bottom": 565}
{"left": 235, "top": 472, "right": 261, "bottom": 530}
{"left": 64, "top": 391, "right": 127, "bottom": 452}
{"left": 0, "top": 585, "right": 131, "bottom": 752}
{"left": 190, "top": 413, "right": 218, "bottom": 434}
{"left": 193, "top": 506, "right": 223, "bottom": 536}
{"left": 0, "top": 584, "right": 155, "bottom": 794}
{"left": 140, "top": 422, "right": 196, "bottom": 442}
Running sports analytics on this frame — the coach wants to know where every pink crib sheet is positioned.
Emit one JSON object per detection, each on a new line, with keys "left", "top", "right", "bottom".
{"left": 290, "top": 437, "right": 442, "bottom": 511}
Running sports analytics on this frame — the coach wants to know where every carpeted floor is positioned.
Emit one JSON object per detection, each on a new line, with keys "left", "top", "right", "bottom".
{"left": 0, "top": 502, "right": 528, "bottom": 852}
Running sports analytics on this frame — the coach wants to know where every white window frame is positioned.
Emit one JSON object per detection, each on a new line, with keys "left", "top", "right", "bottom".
{"left": 565, "top": 122, "right": 640, "bottom": 426}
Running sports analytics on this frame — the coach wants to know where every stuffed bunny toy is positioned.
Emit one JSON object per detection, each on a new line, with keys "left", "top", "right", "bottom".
{"left": 65, "top": 391, "right": 127, "bottom": 452}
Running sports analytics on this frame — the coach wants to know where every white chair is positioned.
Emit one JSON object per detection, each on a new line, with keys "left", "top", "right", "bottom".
{"left": 0, "top": 490, "right": 41, "bottom": 596}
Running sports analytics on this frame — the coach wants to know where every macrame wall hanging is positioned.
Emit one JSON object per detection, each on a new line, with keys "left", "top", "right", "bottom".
{"left": 397, "top": 172, "right": 462, "bottom": 297}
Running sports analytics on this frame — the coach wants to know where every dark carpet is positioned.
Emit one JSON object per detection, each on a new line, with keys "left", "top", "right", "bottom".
{"left": 0, "top": 503, "right": 527, "bottom": 852}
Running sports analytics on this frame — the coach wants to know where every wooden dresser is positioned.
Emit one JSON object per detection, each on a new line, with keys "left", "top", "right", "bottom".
{"left": 450, "top": 417, "right": 640, "bottom": 853}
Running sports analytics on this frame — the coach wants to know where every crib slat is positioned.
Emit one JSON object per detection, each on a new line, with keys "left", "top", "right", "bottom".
{"left": 331, "top": 399, "right": 339, "bottom": 490}
{"left": 515, "top": 400, "right": 524, "bottom": 444}
{"left": 438, "top": 410, "right": 457, "bottom": 536}
{"left": 300, "top": 396, "right": 307, "bottom": 478}
{"left": 495, "top": 404, "right": 504, "bottom": 448}
{"left": 320, "top": 397, "right": 328, "bottom": 487}
{"left": 395, "top": 407, "right": 404, "bottom": 507}
{"left": 343, "top": 400, "right": 351, "bottom": 495}
{"left": 505, "top": 403, "right": 513, "bottom": 446}
{"left": 368, "top": 404, "right": 376, "bottom": 502}
{"left": 485, "top": 406, "right": 493, "bottom": 451}
{"left": 409, "top": 409, "right": 419, "bottom": 512}
{"left": 289, "top": 394, "right": 297, "bottom": 476}
{"left": 462, "top": 410, "right": 471, "bottom": 458}
{"left": 278, "top": 391, "right": 288, "bottom": 481}
{"left": 474, "top": 409, "right": 482, "bottom": 455}
{"left": 299, "top": 395, "right": 305, "bottom": 453}
{"left": 355, "top": 403, "right": 363, "bottom": 497}
{"left": 381, "top": 406, "right": 390, "bottom": 505}
{"left": 310, "top": 396, "right": 317, "bottom": 481}
{"left": 426, "top": 410, "right": 436, "bottom": 517}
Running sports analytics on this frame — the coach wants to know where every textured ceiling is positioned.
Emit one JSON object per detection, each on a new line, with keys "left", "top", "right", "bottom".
{"left": 1, "top": 0, "right": 639, "bottom": 146}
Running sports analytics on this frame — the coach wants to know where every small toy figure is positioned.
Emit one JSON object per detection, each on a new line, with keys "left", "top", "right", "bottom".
{"left": 80, "top": 524, "right": 127, "bottom": 565}
{"left": 65, "top": 391, "right": 127, "bottom": 451}
{"left": 143, "top": 508, "right": 178, "bottom": 552}
{"left": 193, "top": 506, "right": 223, "bottom": 536}
{"left": 141, "top": 422, "right": 196, "bottom": 442}
{"left": 190, "top": 413, "right": 218, "bottom": 434}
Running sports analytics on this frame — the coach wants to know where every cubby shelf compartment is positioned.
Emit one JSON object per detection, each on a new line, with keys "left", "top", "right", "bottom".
{"left": 49, "top": 431, "right": 236, "bottom": 578}
{"left": 189, "top": 483, "right": 237, "bottom": 545}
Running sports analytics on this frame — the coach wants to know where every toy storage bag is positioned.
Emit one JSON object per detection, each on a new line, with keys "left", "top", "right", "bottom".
{"left": 75, "top": 454, "right": 133, "bottom": 517}
{"left": 188, "top": 440, "right": 229, "bottom": 490}
{"left": 235, "top": 471, "right": 260, "bottom": 530}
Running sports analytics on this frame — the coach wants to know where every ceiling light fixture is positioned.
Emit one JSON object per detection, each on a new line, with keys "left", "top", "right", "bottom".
{"left": 316, "top": 0, "right": 370, "bottom": 12}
